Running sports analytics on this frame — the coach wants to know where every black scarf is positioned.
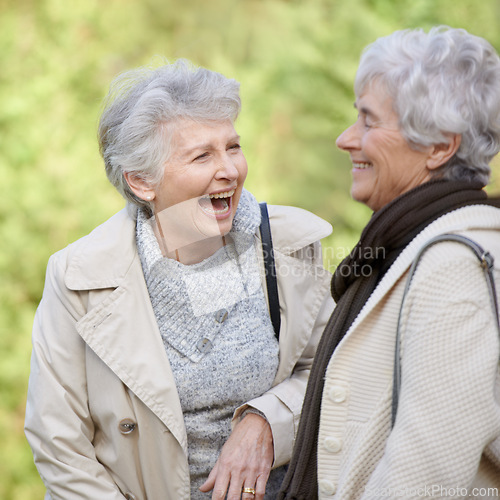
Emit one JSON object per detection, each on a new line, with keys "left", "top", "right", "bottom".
{"left": 278, "top": 179, "right": 499, "bottom": 500}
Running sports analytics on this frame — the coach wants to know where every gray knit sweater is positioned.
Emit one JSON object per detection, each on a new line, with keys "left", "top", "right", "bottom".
{"left": 136, "top": 190, "right": 286, "bottom": 498}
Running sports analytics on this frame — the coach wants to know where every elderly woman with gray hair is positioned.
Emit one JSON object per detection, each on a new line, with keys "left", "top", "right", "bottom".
{"left": 24, "top": 60, "right": 333, "bottom": 500}
{"left": 279, "top": 27, "right": 500, "bottom": 499}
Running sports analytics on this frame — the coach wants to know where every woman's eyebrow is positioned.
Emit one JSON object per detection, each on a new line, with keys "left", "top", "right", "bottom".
{"left": 176, "top": 142, "right": 214, "bottom": 160}
{"left": 179, "top": 135, "right": 241, "bottom": 159}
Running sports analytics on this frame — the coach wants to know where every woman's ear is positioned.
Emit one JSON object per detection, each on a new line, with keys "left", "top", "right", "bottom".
{"left": 426, "top": 134, "right": 462, "bottom": 170}
{"left": 123, "top": 172, "right": 155, "bottom": 201}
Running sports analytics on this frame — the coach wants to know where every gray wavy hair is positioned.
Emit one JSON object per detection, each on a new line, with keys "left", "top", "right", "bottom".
{"left": 98, "top": 59, "right": 241, "bottom": 210}
{"left": 354, "top": 26, "right": 500, "bottom": 185}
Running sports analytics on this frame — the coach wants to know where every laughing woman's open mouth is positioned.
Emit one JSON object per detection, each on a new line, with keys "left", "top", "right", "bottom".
{"left": 198, "top": 189, "right": 235, "bottom": 219}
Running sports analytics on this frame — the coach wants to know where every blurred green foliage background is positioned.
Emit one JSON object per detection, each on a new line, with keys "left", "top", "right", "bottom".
{"left": 1, "top": 0, "right": 500, "bottom": 497}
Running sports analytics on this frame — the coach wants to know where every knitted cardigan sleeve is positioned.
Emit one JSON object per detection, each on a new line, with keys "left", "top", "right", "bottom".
{"left": 362, "top": 241, "right": 500, "bottom": 496}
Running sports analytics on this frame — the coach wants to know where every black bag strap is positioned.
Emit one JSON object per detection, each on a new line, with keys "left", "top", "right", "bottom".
{"left": 259, "top": 202, "right": 281, "bottom": 339}
{"left": 392, "top": 233, "right": 499, "bottom": 428}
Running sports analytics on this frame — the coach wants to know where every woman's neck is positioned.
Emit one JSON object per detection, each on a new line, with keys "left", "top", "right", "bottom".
{"left": 159, "top": 233, "right": 228, "bottom": 265}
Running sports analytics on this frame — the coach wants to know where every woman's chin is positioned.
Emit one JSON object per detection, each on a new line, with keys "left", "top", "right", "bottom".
{"left": 217, "top": 219, "right": 234, "bottom": 237}
{"left": 193, "top": 209, "right": 234, "bottom": 239}
{"left": 214, "top": 215, "right": 235, "bottom": 237}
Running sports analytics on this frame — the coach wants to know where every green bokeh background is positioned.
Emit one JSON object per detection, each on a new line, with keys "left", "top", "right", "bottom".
{"left": 2, "top": 0, "right": 500, "bottom": 497}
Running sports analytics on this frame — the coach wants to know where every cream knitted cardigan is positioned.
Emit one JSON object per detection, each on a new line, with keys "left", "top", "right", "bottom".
{"left": 317, "top": 205, "right": 500, "bottom": 499}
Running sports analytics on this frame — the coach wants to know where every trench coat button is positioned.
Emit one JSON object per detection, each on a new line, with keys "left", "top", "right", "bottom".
{"left": 324, "top": 436, "right": 342, "bottom": 453}
{"left": 118, "top": 419, "right": 137, "bottom": 435}
{"left": 214, "top": 308, "right": 229, "bottom": 323}
{"left": 318, "top": 478, "right": 337, "bottom": 496}
{"left": 328, "top": 385, "right": 347, "bottom": 404}
{"left": 197, "top": 338, "right": 213, "bottom": 353}
{"left": 125, "top": 493, "right": 137, "bottom": 500}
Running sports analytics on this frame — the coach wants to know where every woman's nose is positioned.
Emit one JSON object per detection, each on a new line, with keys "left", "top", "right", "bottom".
{"left": 336, "top": 123, "right": 358, "bottom": 151}
{"left": 215, "top": 154, "right": 239, "bottom": 180}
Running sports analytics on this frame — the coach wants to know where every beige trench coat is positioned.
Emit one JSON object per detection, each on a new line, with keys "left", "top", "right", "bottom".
{"left": 25, "top": 204, "right": 333, "bottom": 500}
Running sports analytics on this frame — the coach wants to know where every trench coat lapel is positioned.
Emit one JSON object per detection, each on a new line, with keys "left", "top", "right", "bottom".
{"left": 65, "top": 209, "right": 188, "bottom": 451}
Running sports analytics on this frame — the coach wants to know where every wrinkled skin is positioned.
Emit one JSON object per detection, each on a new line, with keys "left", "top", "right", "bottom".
{"left": 199, "top": 413, "right": 274, "bottom": 500}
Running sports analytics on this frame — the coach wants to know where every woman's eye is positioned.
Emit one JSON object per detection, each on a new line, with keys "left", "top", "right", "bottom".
{"left": 229, "top": 143, "right": 241, "bottom": 151}
{"left": 362, "top": 116, "right": 372, "bottom": 129}
{"left": 357, "top": 112, "right": 372, "bottom": 129}
{"left": 193, "top": 152, "right": 209, "bottom": 161}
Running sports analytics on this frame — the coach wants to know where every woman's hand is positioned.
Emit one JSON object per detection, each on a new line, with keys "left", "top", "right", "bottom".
{"left": 199, "top": 412, "right": 274, "bottom": 500}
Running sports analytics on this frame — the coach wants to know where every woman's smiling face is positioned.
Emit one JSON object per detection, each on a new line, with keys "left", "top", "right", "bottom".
{"left": 139, "top": 119, "right": 248, "bottom": 245}
{"left": 336, "top": 82, "right": 434, "bottom": 212}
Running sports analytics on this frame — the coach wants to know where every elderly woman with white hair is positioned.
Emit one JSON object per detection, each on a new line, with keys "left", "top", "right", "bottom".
{"left": 24, "top": 60, "right": 334, "bottom": 500}
{"left": 279, "top": 26, "right": 500, "bottom": 499}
